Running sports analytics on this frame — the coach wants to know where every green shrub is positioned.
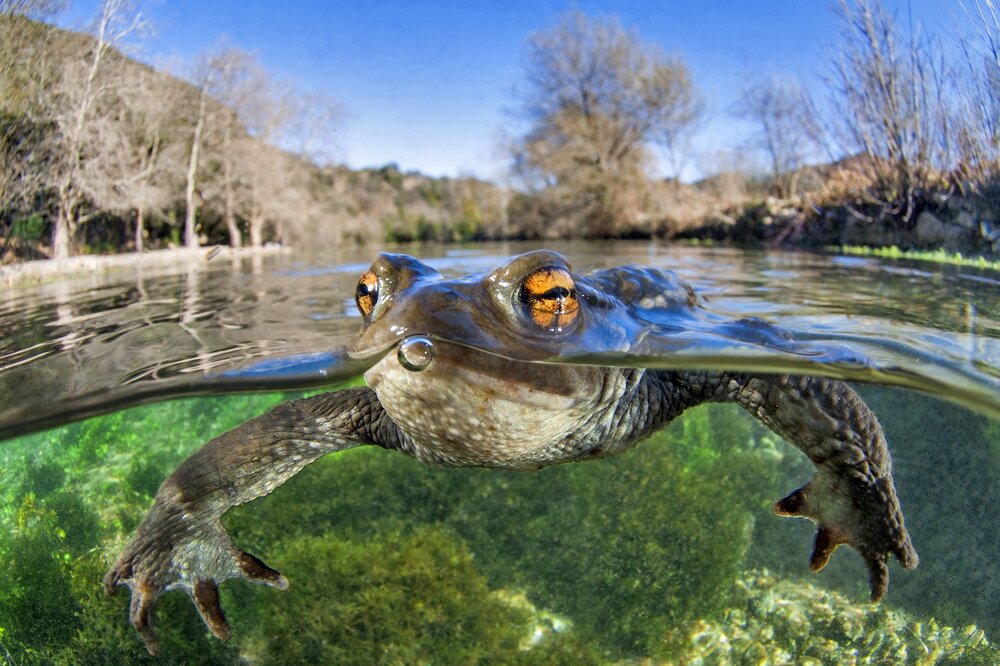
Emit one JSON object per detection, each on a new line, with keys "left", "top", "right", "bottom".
{"left": 11, "top": 214, "right": 45, "bottom": 241}
{"left": 234, "top": 527, "right": 532, "bottom": 665}
{"left": 225, "top": 402, "right": 784, "bottom": 659}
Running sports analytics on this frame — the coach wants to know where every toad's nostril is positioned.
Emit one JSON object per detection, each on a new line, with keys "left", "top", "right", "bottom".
{"left": 397, "top": 335, "right": 436, "bottom": 372}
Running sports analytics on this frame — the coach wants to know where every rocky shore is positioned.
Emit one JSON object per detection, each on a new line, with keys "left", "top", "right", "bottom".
{"left": 684, "top": 193, "right": 1000, "bottom": 258}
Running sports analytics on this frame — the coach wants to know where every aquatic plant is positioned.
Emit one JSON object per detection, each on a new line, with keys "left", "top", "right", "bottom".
{"left": 0, "top": 392, "right": 293, "bottom": 664}
{"left": 0, "top": 494, "right": 81, "bottom": 650}
{"left": 0, "top": 494, "right": 241, "bottom": 664}
{"left": 222, "top": 402, "right": 786, "bottom": 659}
{"left": 684, "top": 570, "right": 999, "bottom": 665}
{"left": 0, "top": 386, "right": 997, "bottom": 662}
{"left": 230, "top": 526, "right": 601, "bottom": 665}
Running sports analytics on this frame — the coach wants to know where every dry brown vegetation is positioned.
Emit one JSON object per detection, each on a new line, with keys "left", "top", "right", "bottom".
{"left": 508, "top": 10, "right": 702, "bottom": 238}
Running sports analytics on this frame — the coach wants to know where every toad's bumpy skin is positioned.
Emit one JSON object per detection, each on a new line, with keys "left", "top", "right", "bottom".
{"left": 106, "top": 251, "right": 918, "bottom": 655}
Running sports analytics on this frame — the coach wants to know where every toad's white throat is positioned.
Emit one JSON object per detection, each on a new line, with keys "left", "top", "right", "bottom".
{"left": 365, "top": 353, "right": 594, "bottom": 468}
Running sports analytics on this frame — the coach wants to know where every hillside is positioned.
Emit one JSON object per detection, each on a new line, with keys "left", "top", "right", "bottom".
{"left": 0, "top": 14, "right": 511, "bottom": 261}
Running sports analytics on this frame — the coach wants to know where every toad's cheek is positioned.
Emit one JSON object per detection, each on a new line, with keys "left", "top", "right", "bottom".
{"left": 364, "top": 355, "right": 593, "bottom": 469}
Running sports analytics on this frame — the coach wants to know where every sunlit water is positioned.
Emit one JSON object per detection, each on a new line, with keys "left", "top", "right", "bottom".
{"left": 1, "top": 241, "right": 999, "bottom": 663}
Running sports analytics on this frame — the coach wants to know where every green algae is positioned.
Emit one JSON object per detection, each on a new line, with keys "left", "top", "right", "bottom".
{"left": 0, "top": 383, "right": 997, "bottom": 663}
{"left": 834, "top": 245, "right": 1000, "bottom": 271}
{"left": 218, "top": 399, "right": 783, "bottom": 659}
{"left": 232, "top": 527, "right": 601, "bottom": 665}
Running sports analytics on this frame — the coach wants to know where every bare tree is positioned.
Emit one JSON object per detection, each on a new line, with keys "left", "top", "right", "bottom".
{"left": 0, "top": 0, "right": 63, "bottom": 19}
{"left": 233, "top": 140, "right": 295, "bottom": 246}
{"left": 735, "top": 74, "right": 824, "bottom": 198}
{"left": 510, "top": 10, "right": 702, "bottom": 236}
{"left": 43, "top": 0, "right": 147, "bottom": 258}
{"left": 658, "top": 128, "right": 697, "bottom": 185}
{"left": 198, "top": 46, "right": 264, "bottom": 249}
{"left": 238, "top": 82, "right": 295, "bottom": 247}
{"left": 284, "top": 89, "right": 343, "bottom": 166}
{"left": 201, "top": 47, "right": 341, "bottom": 248}
{"left": 954, "top": 0, "right": 1000, "bottom": 192}
{"left": 828, "top": 0, "right": 948, "bottom": 221}
{"left": 104, "top": 68, "right": 183, "bottom": 251}
{"left": 652, "top": 66, "right": 703, "bottom": 183}
{"left": 3, "top": 3, "right": 356, "bottom": 258}
{"left": 182, "top": 65, "right": 211, "bottom": 249}
{"left": 213, "top": 105, "right": 245, "bottom": 248}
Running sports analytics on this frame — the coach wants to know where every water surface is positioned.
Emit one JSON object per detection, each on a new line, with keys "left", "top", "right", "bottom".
{"left": 1, "top": 241, "right": 999, "bottom": 439}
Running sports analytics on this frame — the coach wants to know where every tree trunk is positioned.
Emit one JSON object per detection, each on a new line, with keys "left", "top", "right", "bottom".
{"left": 184, "top": 84, "right": 209, "bottom": 249}
{"left": 135, "top": 206, "right": 145, "bottom": 252}
{"left": 222, "top": 122, "right": 240, "bottom": 248}
{"left": 249, "top": 210, "right": 263, "bottom": 248}
{"left": 52, "top": 204, "right": 72, "bottom": 260}
{"left": 52, "top": 182, "right": 80, "bottom": 260}
{"left": 223, "top": 159, "right": 241, "bottom": 248}
{"left": 224, "top": 209, "right": 241, "bottom": 248}
{"left": 48, "top": 0, "right": 117, "bottom": 260}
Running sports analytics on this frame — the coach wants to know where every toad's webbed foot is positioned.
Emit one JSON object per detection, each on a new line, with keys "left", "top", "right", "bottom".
{"left": 104, "top": 498, "right": 288, "bottom": 655}
{"left": 661, "top": 371, "right": 919, "bottom": 600}
{"left": 774, "top": 472, "right": 917, "bottom": 601}
{"left": 736, "top": 373, "right": 920, "bottom": 599}
{"left": 104, "top": 388, "right": 400, "bottom": 654}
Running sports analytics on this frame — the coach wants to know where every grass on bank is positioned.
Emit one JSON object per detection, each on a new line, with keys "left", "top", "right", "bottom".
{"left": 834, "top": 245, "right": 1000, "bottom": 271}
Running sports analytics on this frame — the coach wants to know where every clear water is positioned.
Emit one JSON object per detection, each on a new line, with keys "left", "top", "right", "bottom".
{"left": 1, "top": 241, "right": 998, "bottom": 663}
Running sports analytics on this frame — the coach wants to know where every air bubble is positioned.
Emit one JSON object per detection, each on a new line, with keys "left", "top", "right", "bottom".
{"left": 397, "top": 335, "right": 435, "bottom": 372}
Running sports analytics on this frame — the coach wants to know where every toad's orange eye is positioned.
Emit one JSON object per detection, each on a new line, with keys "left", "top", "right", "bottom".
{"left": 517, "top": 267, "right": 579, "bottom": 331}
{"left": 356, "top": 270, "right": 379, "bottom": 317}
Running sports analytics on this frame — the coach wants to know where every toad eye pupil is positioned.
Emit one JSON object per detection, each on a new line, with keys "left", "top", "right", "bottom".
{"left": 519, "top": 285, "right": 574, "bottom": 304}
{"left": 357, "top": 282, "right": 375, "bottom": 298}
{"left": 543, "top": 286, "right": 572, "bottom": 300}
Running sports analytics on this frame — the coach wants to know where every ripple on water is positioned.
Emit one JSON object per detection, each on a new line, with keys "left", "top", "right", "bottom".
{"left": 0, "top": 241, "right": 998, "bottom": 438}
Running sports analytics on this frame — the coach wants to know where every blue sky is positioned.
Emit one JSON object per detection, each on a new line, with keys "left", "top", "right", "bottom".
{"left": 58, "top": 0, "right": 969, "bottom": 182}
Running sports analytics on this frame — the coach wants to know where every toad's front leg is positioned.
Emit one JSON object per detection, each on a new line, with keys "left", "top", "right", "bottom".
{"left": 104, "top": 388, "right": 405, "bottom": 655}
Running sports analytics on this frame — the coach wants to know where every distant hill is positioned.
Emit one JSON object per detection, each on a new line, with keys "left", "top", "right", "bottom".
{"left": 0, "top": 14, "right": 511, "bottom": 260}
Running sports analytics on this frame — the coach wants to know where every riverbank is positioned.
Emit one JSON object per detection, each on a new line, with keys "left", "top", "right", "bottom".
{"left": 678, "top": 193, "right": 1000, "bottom": 259}
{"left": 0, "top": 244, "right": 291, "bottom": 287}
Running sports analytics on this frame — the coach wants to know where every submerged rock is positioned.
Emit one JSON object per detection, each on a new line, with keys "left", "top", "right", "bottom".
{"left": 915, "top": 211, "right": 947, "bottom": 244}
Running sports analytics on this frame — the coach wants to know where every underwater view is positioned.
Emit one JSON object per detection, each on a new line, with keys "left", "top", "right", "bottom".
{"left": 2, "top": 241, "right": 1000, "bottom": 665}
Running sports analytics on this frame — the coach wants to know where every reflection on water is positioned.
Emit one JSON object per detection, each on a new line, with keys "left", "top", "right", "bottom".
{"left": 0, "top": 251, "right": 365, "bottom": 437}
{"left": 1, "top": 241, "right": 999, "bottom": 662}
{"left": 1, "top": 241, "right": 999, "bottom": 438}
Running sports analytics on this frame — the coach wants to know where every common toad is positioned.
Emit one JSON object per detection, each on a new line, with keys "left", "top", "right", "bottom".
{"left": 106, "top": 250, "right": 918, "bottom": 654}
